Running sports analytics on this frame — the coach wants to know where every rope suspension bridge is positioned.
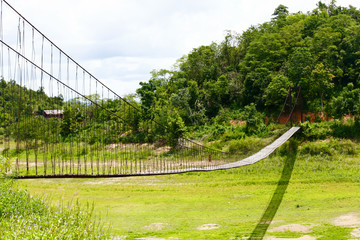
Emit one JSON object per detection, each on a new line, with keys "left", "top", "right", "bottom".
{"left": 0, "top": 0, "right": 300, "bottom": 180}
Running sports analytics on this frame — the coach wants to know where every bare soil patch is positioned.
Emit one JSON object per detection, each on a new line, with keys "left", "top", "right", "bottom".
{"left": 196, "top": 224, "right": 221, "bottom": 230}
{"left": 268, "top": 224, "right": 313, "bottom": 233}
{"left": 333, "top": 213, "right": 360, "bottom": 227}
{"left": 155, "top": 146, "right": 171, "bottom": 153}
{"left": 351, "top": 228, "right": 360, "bottom": 238}
{"left": 110, "top": 236, "right": 127, "bottom": 240}
{"left": 265, "top": 236, "right": 316, "bottom": 240}
{"left": 144, "top": 223, "right": 169, "bottom": 231}
{"left": 137, "top": 238, "right": 179, "bottom": 240}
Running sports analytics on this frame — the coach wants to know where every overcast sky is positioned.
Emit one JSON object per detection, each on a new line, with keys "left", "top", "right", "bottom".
{"left": 7, "top": 0, "right": 360, "bottom": 96}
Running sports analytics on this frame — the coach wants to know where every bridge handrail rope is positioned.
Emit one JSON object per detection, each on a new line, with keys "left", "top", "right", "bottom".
{"left": 0, "top": 0, "right": 218, "bottom": 154}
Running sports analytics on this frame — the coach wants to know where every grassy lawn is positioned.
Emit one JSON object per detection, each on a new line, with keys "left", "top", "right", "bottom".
{"left": 16, "top": 145, "right": 360, "bottom": 239}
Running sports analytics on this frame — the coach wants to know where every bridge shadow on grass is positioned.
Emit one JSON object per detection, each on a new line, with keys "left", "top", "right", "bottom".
{"left": 249, "top": 141, "right": 297, "bottom": 240}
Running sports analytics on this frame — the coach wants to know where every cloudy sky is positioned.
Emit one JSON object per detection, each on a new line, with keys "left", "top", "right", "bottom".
{"left": 6, "top": 0, "right": 360, "bottom": 96}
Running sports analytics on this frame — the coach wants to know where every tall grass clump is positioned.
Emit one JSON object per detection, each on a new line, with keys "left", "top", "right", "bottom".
{"left": 0, "top": 155, "right": 110, "bottom": 239}
{"left": 299, "top": 138, "right": 357, "bottom": 156}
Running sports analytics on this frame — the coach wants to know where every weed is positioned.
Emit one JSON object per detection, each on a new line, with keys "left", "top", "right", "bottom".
{"left": 0, "top": 163, "right": 110, "bottom": 239}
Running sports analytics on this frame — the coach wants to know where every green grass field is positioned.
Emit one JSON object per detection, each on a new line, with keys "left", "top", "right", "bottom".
{"left": 16, "top": 140, "right": 360, "bottom": 239}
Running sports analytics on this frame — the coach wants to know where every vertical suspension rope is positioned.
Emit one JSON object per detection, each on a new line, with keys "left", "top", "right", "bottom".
{"left": 83, "top": 70, "right": 87, "bottom": 175}
{"left": 15, "top": 18, "right": 23, "bottom": 175}
{"left": 96, "top": 80, "right": 99, "bottom": 175}
{"left": 102, "top": 85, "right": 105, "bottom": 175}
{"left": 89, "top": 75, "right": 93, "bottom": 175}
{"left": 25, "top": 59, "right": 29, "bottom": 176}
{"left": 31, "top": 27, "right": 39, "bottom": 176}
{"left": 0, "top": 0, "right": 4, "bottom": 172}
{"left": 67, "top": 57, "right": 71, "bottom": 175}
{"left": 75, "top": 65, "right": 80, "bottom": 175}
{"left": 50, "top": 44, "right": 55, "bottom": 175}
{"left": 0, "top": 0, "right": 3, "bottom": 77}
{"left": 58, "top": 51, "right": 62, "bottom": 175}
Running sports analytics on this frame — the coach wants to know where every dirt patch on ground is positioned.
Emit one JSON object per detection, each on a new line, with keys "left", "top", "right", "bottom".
{"left": 144, "top": 223, "right": 169, "bottom": 231}
{"left": 265, "top": 236, "right": 316, "bottom": 240}
{"left": 155, "top": 146, "right": 171, "bottom": 153}
{"left": 196, "top": 224, "right": 221, "bottom": 230}
{"left": 333, "top": 213, "right": 360, "bottom": 227}
{"left": 110, "top": 236, "right": 127, "bottom": 240}
{"left": 351, "top": 228, "right": 360, "bottom": 238}
{"left": 268, "top": 224, "right": 313, "bottom": 233}
{"left": 137, "top": 238, "right": 179, "bottom": 240}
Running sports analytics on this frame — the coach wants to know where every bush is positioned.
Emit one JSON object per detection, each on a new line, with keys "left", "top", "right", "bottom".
{"left": 221, "top": 126, "right": 246, "bottom": 141}
{"left": 213, "top": 108, "right": 231, "bottom": 125}
{"left": 206, "top": 124, "right": 228, "bottom": 142}
{"left": 299, "top": 138, "right": 357, "bottom": 156}
{"left": 300, "top": 141, "right": 335, "bottom": 156}
{"left": 227, "top": 137, "right": 261, "bottom": 153}
{"left": 298, "top": 121, "right": 333, "bottom": 140}
{"left": 332, "top": 119, "right": 360, "bottom": 139}
{"left": 299, "top": 120, "right": 360, "bottom": 140}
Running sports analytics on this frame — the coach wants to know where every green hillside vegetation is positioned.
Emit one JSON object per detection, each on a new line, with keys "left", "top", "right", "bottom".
{"left": 136, "top": 1, "right": 360, "bottom": 140}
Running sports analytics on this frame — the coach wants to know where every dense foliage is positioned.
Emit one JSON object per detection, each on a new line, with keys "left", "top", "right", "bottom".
{"left": 137, "top": 1, "right": 360, "bottom": 128}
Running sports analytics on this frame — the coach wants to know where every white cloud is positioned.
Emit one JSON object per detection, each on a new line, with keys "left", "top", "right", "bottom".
{"left": 5, "top": 0, "right": 360, "bottom": 95}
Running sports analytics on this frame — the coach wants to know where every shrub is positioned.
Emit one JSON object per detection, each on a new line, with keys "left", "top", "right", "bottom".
{"left": 299, "top": 138, "right": 357, "bottom": 156}
{"left": 221, "top": 126, "right": 246, "bottom": 141}
{"left": 332, "top": 119, "right": 360, "bottom": 139}
{"left": 227, "top": 137, "right": 260, "bottom": 153}
{"left": 206, "top": 124, "right": 228, "bottom": 142}
{"left": 298, "top": 121, "right": 333, "bottom": 140}
{"left": 300, "top": 141, "right": 335, "bottom": 156}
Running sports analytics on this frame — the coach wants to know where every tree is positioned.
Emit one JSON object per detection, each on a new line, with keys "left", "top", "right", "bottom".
{"left": 243, "top": 68, "right": 272, "bottom": 107}
{"left": 286, "top": 47, "right": 313, "bottom": 85}
{"left": 242, "top": 103, "right": 265, "bottom": 134}
{"left": 179, "top": 44, "right": 220, "bottom": 87}
{"left": 310, "top": 63, "right": 335, "bottom": 111}
{"left": 332, "top": 83, "right": 360, "bottom": 119}
{"left": 263, "top": 74, "right": 293, "bottom": 110}
{"left": 272, "top": 4, "right": 289, "bottom": 25}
